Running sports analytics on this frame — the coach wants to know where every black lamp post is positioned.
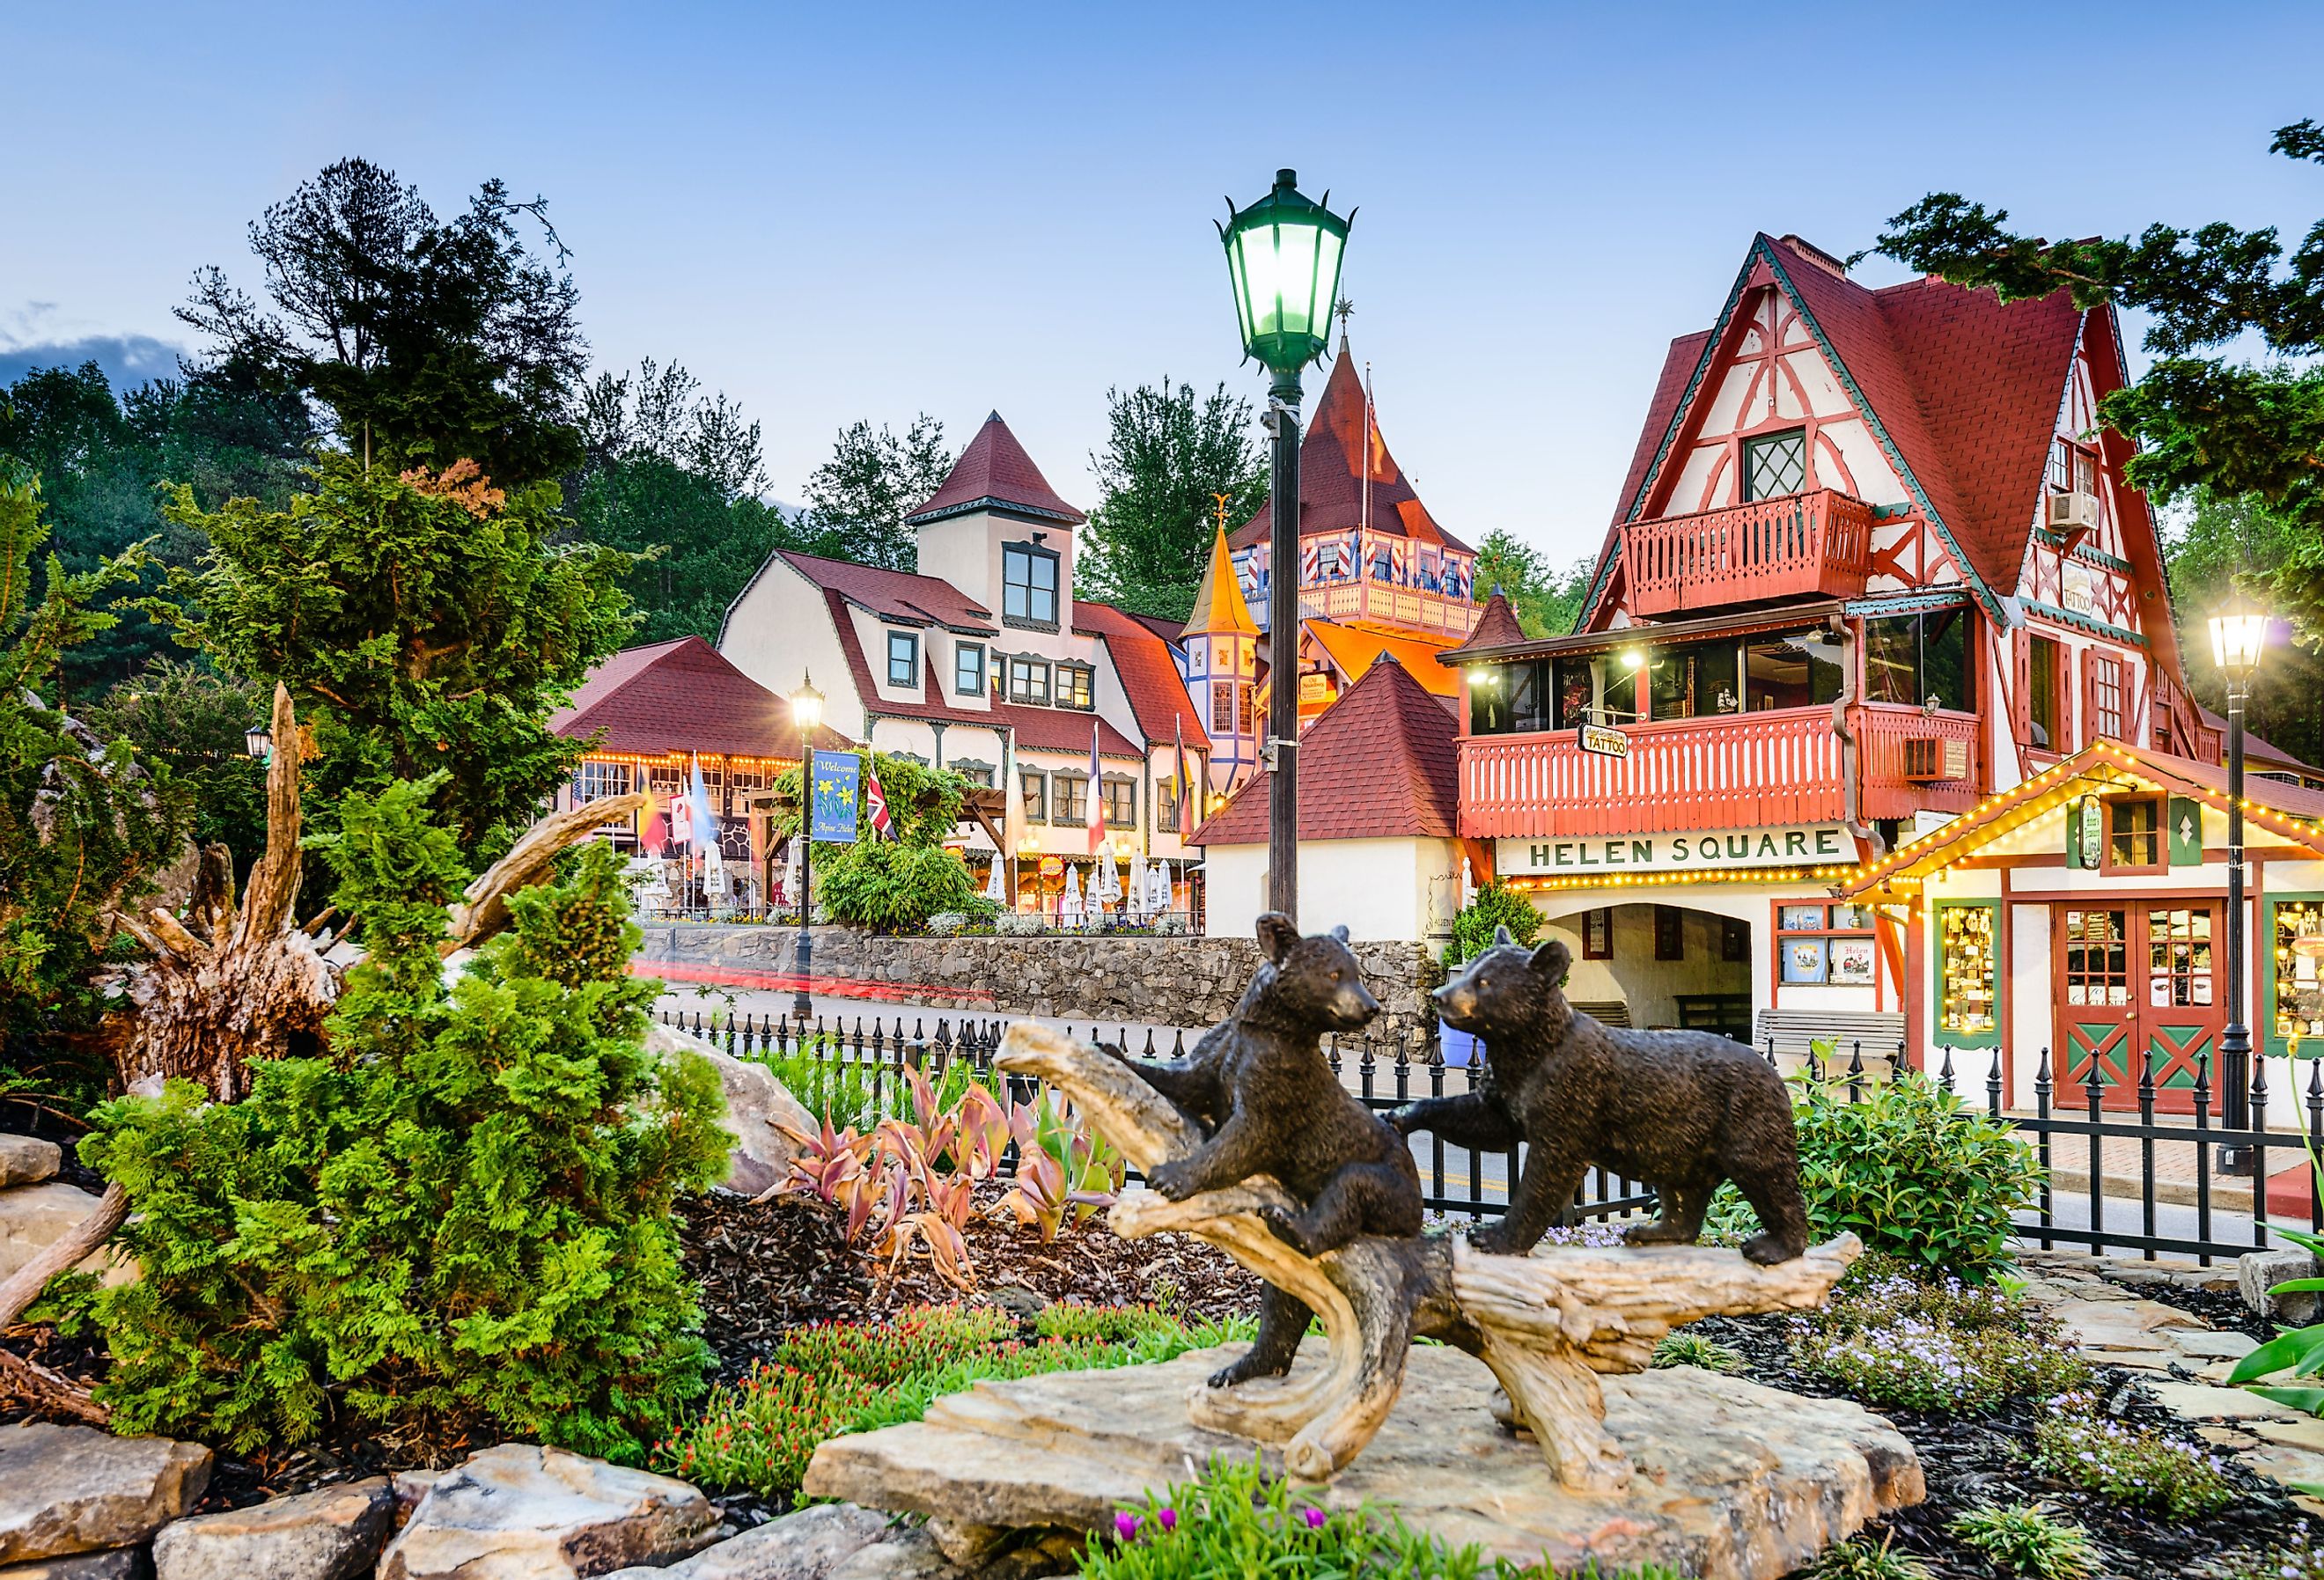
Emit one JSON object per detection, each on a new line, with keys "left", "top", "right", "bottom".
{"left": 1220, "top": 168, "right": 1352, "bottom": 924}
{"left": 2212, "top": 602, "right": 2269, "bottom": 1172}
{"left": 790, "top": 674, "right": 824, "bottom": 1024}
{"left": 244, "top": 722, "right": 272, "bottom": 761}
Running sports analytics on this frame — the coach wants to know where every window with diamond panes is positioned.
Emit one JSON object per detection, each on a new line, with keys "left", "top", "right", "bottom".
{"left": 1742, "top": 430, "right": 1807, "bottom": 502}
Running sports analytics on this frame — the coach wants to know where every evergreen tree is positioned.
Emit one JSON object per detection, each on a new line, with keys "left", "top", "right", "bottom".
{"left": 158, "top": 452, "right": 635, "bottom": 856}
{"left": 1078, "top": 379, "right": 1266, "bottom": 621}
{"left": 2166, "top": 490, "right": 2324, "bottom": 766}
{"left": 85, "top": 660, "right": 269, "bottom": 874}
{"left": 1472, "top": 529, "right": 1594, "bottom": 638}
{"left": 797, "top": 415, "right": 951, "bottom": 572}
{"left": 77, "top": 788, "right": 730, "bottom": 1459}
{"left": 1870, "top": 119, "right": 2324, "bottom": 637}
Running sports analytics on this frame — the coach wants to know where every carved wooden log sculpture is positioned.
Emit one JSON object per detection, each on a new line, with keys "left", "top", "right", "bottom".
{"left": 99, "top": 682, "right": 647, "bottom": 1101}
{"left": 997, "top": 1024, "right": 1858, "bottom": 1492}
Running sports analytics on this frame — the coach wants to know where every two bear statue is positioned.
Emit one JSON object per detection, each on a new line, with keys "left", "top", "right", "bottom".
{"left": 1114, "top": 913, "right": 1810, "bottom": 1388}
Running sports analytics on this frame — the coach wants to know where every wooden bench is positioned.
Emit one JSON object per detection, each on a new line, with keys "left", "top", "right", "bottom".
{"left": 1754, "top": 1009, "right": 1907, "bottom": 1078}
{"left": 1673, "top": 994, "right": 1753, "bottom": 1044}
{"left": 1570, "top": 1002, "right": 1632, "bottom": 1029}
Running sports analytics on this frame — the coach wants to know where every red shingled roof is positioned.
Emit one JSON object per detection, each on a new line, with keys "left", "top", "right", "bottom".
{"left": 1447, "top": 590, "right": 1529, "bottom": 656}
{"left": 1074, "top": 599, "right": 1210, "bottom": 751}
{"left": 1194, "top": 655, "right": 1457, "bottom": 845}
{"left": 1585, "top": 234, "right": 2092, "bottom": 624}
{"left": 1229, "top": 345, "right": 1470, "bottom": 555}
{"left": 905, "top": 411, "right": 1085, "bottom": 526}
{"left": 776, "top": 549, "right": 995, "bottom": 632}
{"left": 553, "top": 637, "right": 848, "bottom": 759}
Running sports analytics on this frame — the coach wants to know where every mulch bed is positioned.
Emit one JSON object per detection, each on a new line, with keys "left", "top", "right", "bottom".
{"left": 1694, "top": 1308, "right": 2312, "bottom": 1579}
{"left": 680, "top": 1185, "right": 1264, "bottom": 1384}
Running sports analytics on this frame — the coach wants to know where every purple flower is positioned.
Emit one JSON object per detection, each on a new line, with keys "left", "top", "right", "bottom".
{"left": 1157, "top": 1508, "right": 1178, "bottom": 1532}
{"left": 1302, "top": 1508, "right": 1327, "bottom": 1530}
{"left": 1114, "top": 1513, "right": 1141, "bottom": 1541}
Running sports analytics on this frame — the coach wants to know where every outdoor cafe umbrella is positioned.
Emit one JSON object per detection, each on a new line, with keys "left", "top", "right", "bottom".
{"left": 983, "top": 851, "right": 1007, "bottom": 905}
{"left": 1061, "top": 863, "right": 1085, "bottom": 926}
{"left": 1126, "top": 849, "right": 1149, "bottom": 917}
{"left": 1095, "top": 847, "right": 1122, "bottom": 908}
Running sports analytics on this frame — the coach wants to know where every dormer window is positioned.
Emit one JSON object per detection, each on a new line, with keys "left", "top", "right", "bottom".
{"left": 955, "top": 642, "right": 985, "bottom": 696}
{"left": 1057, "top": 662, "right": 1094, "bottom": 711}
{"left": 1003, "top": 542, "right": 1059, "bottom": 629}
{"left": 886, "top": 630, "right": 919, "bottom": 687}
{"left": 1741, "top": 430, "right": 1806, "bottom": 502}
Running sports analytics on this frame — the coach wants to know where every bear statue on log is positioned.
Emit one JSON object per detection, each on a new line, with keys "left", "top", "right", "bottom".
{"left": 1392, "top": 928, "right": 1809, "bottom": 1265}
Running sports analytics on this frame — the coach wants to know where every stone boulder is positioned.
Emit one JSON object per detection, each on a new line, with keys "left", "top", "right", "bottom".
{"left": 376, "top": 1444, "right": 716, "bottom": 1580}
{"left": 0, "top": 1137, "right": 59, "bottom": 1188}
{"left": 0, "top": 1184, "right": 135, "bottom": 1289}
{"left": 151, "top": 1476, "right": 395, "bottom": 1580}
{"left": 0, "top": 1423, "right": 212, "bottom": 1564}
{"left": 645, "top": 1025, "right": 813, "bottom": 1195}
{"left": 0, "top": 1549, "right": 149, "bottom": 1578}
{"left": 2242, "top": 1247, "right": 2323, "bottom": 1325}
{"left": 597, "top": 1503, "right": 894, "bottom": 1579}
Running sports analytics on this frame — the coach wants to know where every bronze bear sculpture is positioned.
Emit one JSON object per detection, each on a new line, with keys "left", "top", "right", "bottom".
{"left": 1391, "top": 928, "right": 1808, "bottom": 1265}
{"left": 1118, "top": 913, "right": 1424, "bottom": 1386}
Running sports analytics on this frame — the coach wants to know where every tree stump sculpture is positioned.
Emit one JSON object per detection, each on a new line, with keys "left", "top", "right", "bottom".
{"left": 997, "top": 1024, "right": 1858, "bottom": 1491}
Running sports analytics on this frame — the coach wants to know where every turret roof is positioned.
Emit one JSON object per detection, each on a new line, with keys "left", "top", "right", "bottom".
{"left": 904, "top": 411, "right": 1085, "bottom": 526}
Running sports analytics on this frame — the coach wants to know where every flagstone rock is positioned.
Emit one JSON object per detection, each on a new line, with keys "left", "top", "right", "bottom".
{"left": 376, "top": 1444, "right": 716, "bottom": 1580}
{"left": 0, "top": 1548, "right": 149, "bottom": 1578}
{"left": 0, "top": 1137, "right": 59, "bottom": 1188}
{"left": 804, "top": 1343, "right": 1920, "bottom": 1580}
{"left": 597, "top": 1503, "right": 894, "bottom": 1580}
{"left": 646, "top": 1026, "right": 813, "bottom": 1195}
{"left": 2146, "top": 1381, "right": 2307, "bottom": 1422}
{"left": 0, "top": 1183, "right": 136, "bottom": 1289}
{"left": 0, "top": 1423, "right": 211, "bottom": 1564}
{"left": 2241, "top": 1248, "right": 2322, "bottom": 1324}
{"left": 151, "top": 1476, "right": 394, "bottom": 1580}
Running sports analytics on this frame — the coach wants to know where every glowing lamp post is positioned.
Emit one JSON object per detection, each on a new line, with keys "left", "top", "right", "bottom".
{"left": 1220, "top": 168, "right": 1351, "bottom": 923}
{"left": 2211, "top": 603, "right": 2269, "bottom": 1172}
{"left": 789, "top": 674, "right": 824, "bottom": 1023}
{"left": 244, "top": 723, "right": 273, "bottom": 761}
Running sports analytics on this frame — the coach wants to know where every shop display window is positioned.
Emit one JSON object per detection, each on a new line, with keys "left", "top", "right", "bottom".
{"left": 1935, "top": 900, "right": 2001, "bottom": 1048}
{"left": 2270, "top": 897, "right": 2324, "bottom": 1054}
{"left": 1776, "top": 903, "right": 1877, "bottom": 989}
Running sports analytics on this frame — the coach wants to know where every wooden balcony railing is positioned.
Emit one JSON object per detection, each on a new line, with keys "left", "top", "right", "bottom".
{"left": 1458, "top": 705, "right": 1979, "bottom": 839}
{"left": 1621, "top": 489, "right": 1874, "bottom": 617}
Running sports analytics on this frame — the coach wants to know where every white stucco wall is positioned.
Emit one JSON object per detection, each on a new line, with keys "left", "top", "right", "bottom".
{"left": 1202, "top": 837, "right": 1460, "bottom": 943}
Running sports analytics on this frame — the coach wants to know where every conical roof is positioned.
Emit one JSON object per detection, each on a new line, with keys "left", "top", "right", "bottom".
{"left": 1180, "top": 525, "right": 1258, "bottom": 639}
{"left": 904, "top": 411, "right": 1085, "bottom": 526}
{"left": 1448, "top": 590, "right": 1530, "bottom": 654}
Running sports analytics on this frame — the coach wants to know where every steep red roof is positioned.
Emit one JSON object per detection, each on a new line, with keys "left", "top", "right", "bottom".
{"left": 1194, "top": 655, "right": 1457, "bottom": 844}
{"left": 1447, "top": 590, "right": 1529, "bottom": 655}
{"left": 1229, "top": 344, "right": 1470, "bottom": 555}
{"left": 1587, "top": 234, "right": 2089, "bottom": 623}
{"left": 1074, "top": 599, "right": 1210, "bottom": 751}
{"left": 904, "top": 411, "right": 1085, "bottom": 526}
{"left": 776, "top": 549, "right": 995, "bottom": 632}
{"left": 554, "top": 637, "right": 849, "bottom": 759}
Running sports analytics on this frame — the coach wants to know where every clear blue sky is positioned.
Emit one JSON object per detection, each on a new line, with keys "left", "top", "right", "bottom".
{"left": 4, "top": 3, "right": 2319, "bottom": 567}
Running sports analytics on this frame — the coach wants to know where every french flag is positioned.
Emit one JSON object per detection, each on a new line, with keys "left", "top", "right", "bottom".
{"left": 1085, "top": 718, "right": 1105, "bottom": 856}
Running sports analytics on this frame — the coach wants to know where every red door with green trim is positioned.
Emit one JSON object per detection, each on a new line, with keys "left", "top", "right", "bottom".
{"left": 2056, "top": 904, "right": 2222, "bottom": 1113}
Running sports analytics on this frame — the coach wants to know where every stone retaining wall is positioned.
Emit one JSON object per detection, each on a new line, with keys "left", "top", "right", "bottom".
{"left": 633, "top": 924, "right": 1445, "bottom": 1047}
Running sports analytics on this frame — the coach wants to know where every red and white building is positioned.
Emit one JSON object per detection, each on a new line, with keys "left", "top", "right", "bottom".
{"left": 1445, "top": 231, "right": 2284, "bottom": 1081}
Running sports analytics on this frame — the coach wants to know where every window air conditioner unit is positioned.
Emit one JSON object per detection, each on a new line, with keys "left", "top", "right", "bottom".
{"left": 2048, "top": 490, "right": 2100, "bottom": 533}
{"left": 1901, "top": 737, "right": 1969, "bottom": 782}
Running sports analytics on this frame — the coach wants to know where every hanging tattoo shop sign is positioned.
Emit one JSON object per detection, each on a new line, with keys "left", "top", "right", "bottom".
{"left": 1497, "top": 823, "right": 1854, "bottom": 877}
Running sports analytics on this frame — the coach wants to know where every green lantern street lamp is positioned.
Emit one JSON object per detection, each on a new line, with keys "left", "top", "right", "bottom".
{"left": 2210, "top": 599, "right": 2270, "bottom": 1172}
{"left": 1220, "top": 169, "right": 1352, "bottom": 924}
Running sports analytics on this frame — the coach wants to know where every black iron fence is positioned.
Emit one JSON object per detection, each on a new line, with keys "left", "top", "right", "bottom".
{"left": 657, "top": 1006, "right": 2322, "bottom": 1268}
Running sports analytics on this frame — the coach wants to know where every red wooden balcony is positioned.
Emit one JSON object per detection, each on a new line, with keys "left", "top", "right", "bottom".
{"left": 1621, "top": 489, "right": 1874, "bottom": 618}
{"left": 1458, "top": 705, "right": 1978, "bottom": 839}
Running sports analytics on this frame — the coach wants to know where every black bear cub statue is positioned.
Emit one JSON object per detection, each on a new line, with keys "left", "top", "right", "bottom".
{"left": 1393, "top": 927, "right": 1809, "bottom": 1266}
{"left": 1118, "top": 913, "right": 1423, "bottom": 1386}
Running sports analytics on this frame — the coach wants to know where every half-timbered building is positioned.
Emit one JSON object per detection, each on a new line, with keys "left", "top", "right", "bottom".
{"left": 1449, "top": 232, "right": 2216, "bottom": 1062}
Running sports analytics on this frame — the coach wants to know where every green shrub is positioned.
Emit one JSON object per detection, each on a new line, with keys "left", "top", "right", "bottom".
{"left": 1948, "top": 1503, "right": 2096, "bottom": 1580}
{"left": 1711, "top": 1071, "right": 2040, "bottom": 1281}
{"left": 657, "top": 1304, "right": 1256, "bottom": 1502}
{"left": 76, "top": 783, "right": 732, "bottom": 1460}
{"left": 1650, "top": 1332, "right": 1744, "bottom": 1373}
{"left": 2028, "top": 1407, "right": 2236, "bottom": 1518}
{"left": 1793, "top": 1257, "right": 2089, "bottom": 1414}
{"left": 771, "top": 754, "right": 980, "bottom": 931}
{"left": 1445, "top": 882, "right": 1543, "bottom": 967}
{"left": 749, "top": 1033, "right": 972, "bottom": 1130}
{"left": 1808, "top": 1532, "right": 1930, "bottom": 1580}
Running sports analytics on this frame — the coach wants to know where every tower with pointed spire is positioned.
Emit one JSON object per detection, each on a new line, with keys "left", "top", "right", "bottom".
{"left": 1180, "top": 523, "right": 1261, "bottom": 798}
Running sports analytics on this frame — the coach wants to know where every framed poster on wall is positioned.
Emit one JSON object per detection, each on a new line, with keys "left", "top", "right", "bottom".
{"left": 1829, "top": 937, "right": 1876, "bottom": 987}
{"left": 1782, "top": 937, "right": 1828, "bottom": 985}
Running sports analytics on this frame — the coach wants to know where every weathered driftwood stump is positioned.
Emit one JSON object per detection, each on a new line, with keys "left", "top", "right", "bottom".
{"left": 997, "top": 1024, "right": 1857, "bottom": 1492}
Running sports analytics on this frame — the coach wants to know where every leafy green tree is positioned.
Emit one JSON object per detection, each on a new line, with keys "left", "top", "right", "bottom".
{"left": 798, "top": 415, "right": 951, "bottom": 572}
{"left": 180, "top": 157, "right": 587, "bottom": 487}
{"left": 0, "top": 472, "right": 186, "bottom": 1119}
{"left": 76, "top": 785, "right": 730, "bottom": 1459}
{"left": 775, "top": 753, "right": 978, "bottom": 931}
{"left": 1472, "top": 529, "right": 1593, "bottom": 638}
{"left": 1868, "top": 119, "right": 2324, "bottom": 636}
{"left": 158, "top": 452, "right": 634, "bottom": 855}
{"left": 565, "top": 360, "right": 801, "bottom": 642}
{"left": 1077, "top": 379, "right": 1266, "bottom": 621}
{"left": 0, "top": 361, "right": 309, "bottom": 689}
{"left": 85, "top": 660, "right": 269, "bottom": 874}
{"left": 2164, "top": 490, "right": 2324, "bottom": 767}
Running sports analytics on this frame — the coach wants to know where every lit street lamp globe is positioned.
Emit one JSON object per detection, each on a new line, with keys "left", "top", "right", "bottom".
{"left": 790, "top": 674, "right": 824, "bottom": 735}
{"left": 2209, "top": 603, "right": 2269, "bottom": 681}
{"left": 1219, "top": 169, "right": 1353, "bottom": 379}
